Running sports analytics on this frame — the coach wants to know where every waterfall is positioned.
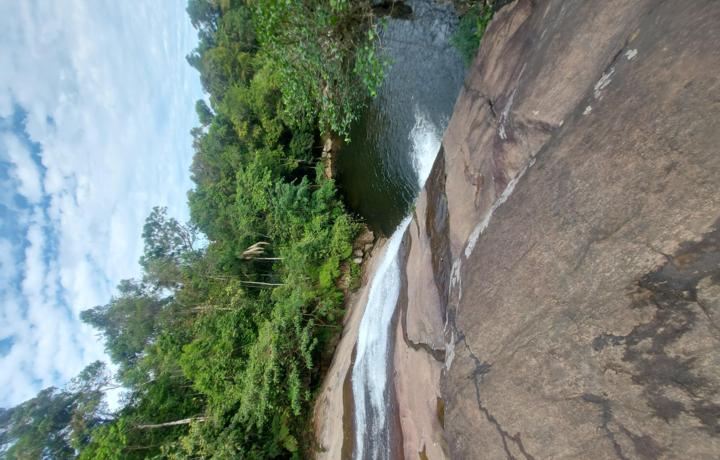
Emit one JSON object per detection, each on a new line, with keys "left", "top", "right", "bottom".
{"left": 351, "top": 111, "right": 440, "bottom": 459}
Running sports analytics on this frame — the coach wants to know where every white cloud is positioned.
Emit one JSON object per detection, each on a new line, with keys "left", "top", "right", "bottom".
{"left": 0, "top": 0, "right": 202, "bottom": 407}
{"left": 0, "top": 238, "right": 15, "bottom": 284}
{"left": 0, "top": 239, "right": 23, "bottom": 342}
{"left": 1, "top": 133, "right": 43, "bottom": 204}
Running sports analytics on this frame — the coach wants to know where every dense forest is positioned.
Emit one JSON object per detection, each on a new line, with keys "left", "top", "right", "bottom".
{"left": 0, "top": 1, "right": 385, "bottom": 458}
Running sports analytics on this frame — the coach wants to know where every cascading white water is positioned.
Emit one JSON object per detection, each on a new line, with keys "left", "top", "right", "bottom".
{"left": 352, "top": 111, "right": 440, "bottom": 459}
{"left": 352, "top": 215, "right": 411, "bottom": 460}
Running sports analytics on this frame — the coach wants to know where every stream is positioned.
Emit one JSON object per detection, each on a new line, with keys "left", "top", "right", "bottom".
{"left": 338, "top": 1, "right": 466, "bottom": 458}
{"left": 336, "top": 0, "right": 466, "bottom": 236}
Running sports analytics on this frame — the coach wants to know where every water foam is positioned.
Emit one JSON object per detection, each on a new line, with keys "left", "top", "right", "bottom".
{"left": 410, "top": 110, "right": 442, "bottom": 189}
{"left": 352, "top": 112, "right": 440, "bottom": 459}
{"left": 464, "top": 157, "right": 536, "bottom": 258}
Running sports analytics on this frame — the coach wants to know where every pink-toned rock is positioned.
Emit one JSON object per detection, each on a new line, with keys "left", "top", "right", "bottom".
{"left": 389, "top": 175, "right": 450, "bottom": 459}
{"left": 442, "top": 1, "right": 720, "bottom": 458}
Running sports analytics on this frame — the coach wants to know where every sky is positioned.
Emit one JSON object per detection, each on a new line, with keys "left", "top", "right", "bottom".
{"left": 0, "top": 1, "right": 203, "bottom": 407}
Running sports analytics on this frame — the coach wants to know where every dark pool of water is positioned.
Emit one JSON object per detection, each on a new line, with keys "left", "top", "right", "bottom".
{"left": 336, "top": 0, "right": 467, "bottom": 236}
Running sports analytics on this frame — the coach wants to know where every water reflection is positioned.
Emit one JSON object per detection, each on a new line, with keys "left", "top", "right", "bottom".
{"left": 336, "top": 0, "right": 466, "bottom": 235}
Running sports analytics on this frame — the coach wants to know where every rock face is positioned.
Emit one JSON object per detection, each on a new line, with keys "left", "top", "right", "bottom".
{"left": 315, "top": 0, "right": 720, "bottom": 458}
{"left": 440, "top": 0, "right": 720, "bottom": 458}
{"left": 392, "top": 154, "right": 451, "bottom": 459}
{"left": 322, "top": 133, "right": 343, "bottom": 179}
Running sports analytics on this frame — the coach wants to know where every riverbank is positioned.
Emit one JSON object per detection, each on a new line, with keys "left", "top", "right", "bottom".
{"left": 313, "top": 236, "right": 386, "bottom": 459}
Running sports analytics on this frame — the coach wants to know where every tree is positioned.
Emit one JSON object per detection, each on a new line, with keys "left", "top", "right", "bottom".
{"left": 80, "top": 280, "right": 169, "bottom": 379}
{"left": 139, "top": 206, "right": 198, "bottom": 289}
{"left": 0, "top": 362, "right": 113, "bottom": 459}
{"left": 67, "top": 361, "right": 115, "bottom": 449}
{"left": 186, "top": 0, "right": 220, "bottom": 40}
{"left": 140, "top": 207, "right": 197, "bottom": 266}
{"left": 195, "top": 99, "right": 214, "bottom": 127}
{"left": 0, "top": 387, "right": 76, "bottom": 459}
{"left": 252, "top": 0, "right": 386, "bottom": 137}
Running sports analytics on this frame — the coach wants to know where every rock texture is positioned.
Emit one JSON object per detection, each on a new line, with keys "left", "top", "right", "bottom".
{"left": 322, "top": 133, "right": 343, "bottom": 179}
{"left": 392, "top": 155, "right": 452, "bottom": 459}
{"left": 441, "top": 0, "right": 720, "bottom": 459}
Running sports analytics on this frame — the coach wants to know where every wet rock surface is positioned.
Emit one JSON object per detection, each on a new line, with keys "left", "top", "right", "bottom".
{"left": 441, "top": 0, "right": 720, "bottom": 458}
{"left": 391, "top": 159, "right": 450, "bottom": 459}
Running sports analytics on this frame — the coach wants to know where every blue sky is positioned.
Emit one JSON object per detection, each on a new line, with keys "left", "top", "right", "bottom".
{"left": 0, "top": 1, "right": 202, "bottom": 407}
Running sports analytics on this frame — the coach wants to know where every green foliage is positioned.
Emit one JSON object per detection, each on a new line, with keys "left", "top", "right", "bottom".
{"left": 195, "top": 99, "right": 214, "bottom": 127}
{"left": 78, "top": 419, "right": 128, "bottom": 460}
{"left": 80, "top": 280, "right": 169, "bottom": 380}
{"left": 355, "top": 26, "right": 386, "bottom": 99}
{"left": 140, "top": 206, "right": 199, "bottom": 289}
{"left": 0, "top": 362, "right": 111, "bottom": 460}
{"left": 0, "top": 388, "right": 77, "bottom": 460}
{"left": 251, "top": 0, "right": 386, "bottom": 138}
{"left": 451, "top": 3, "right": 494, "bottom": 66}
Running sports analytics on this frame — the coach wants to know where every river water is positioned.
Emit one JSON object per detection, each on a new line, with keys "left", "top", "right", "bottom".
{"left": 341, "top": 1, "right": 466, "bottom": 458}
{"left": 336, "top": 0, "right": 466, "bottom": 236}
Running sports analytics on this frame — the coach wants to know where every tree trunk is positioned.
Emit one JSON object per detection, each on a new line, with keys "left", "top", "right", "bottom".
{"left": 239, "top": 280, "right": 284, "bottom": 287}
{"left": 136, "top": 416, "right": 207, "bottom": 429}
